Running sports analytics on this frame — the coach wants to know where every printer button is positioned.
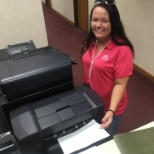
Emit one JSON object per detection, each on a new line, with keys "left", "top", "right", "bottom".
{"left": 83, "top": 121, "right": 86, "bottom": 125}
{"left": 75, "top": 125, "right": 78, "bottom": 129}
{"left": 62, "top": 130, "right": 66, "bottom": 135}
{"left": 54, "top": 134, "right": 57, "bottom": 138}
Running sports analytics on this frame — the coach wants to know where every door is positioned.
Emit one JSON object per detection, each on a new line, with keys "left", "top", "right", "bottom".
{"left": 74, "top": 0, "right": 88, "bottom": 32}
{"left": 46, "top": 0, "right": 52, "bottom": 8}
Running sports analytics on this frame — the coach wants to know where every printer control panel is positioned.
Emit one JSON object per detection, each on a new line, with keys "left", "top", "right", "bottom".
{"left": 6, "top": 40, "right": 36, "bottom": 59}
{"left": 53, "top": 119, "right": 92, "bottom": 138}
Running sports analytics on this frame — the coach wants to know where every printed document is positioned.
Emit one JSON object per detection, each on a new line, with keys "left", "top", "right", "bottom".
{"left": 58, "top": 119, "right": 109, "bottom": 154}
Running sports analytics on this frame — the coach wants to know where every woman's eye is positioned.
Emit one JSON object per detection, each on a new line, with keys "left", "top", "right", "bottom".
{"left": 92, "top": 18, "right": 109, "bottom": 23}
{"left": 92, "top": 18, "right": 98, "bottom": 22}
{"left": 101, "top": 18, "right": 109, "bottom": 23}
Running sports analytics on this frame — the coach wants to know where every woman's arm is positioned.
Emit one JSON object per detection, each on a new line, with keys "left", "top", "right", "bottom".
{"left": 100, "top": 77, "right": 130, "bottom": 129}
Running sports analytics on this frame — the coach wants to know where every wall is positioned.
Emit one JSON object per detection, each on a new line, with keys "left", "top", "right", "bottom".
{"left": 88, "top": 0, "right": 94, "bottom": 31}
{"left": 116, "top": 0, "right": 154, "bottom": 76}
{"left": 51, "top": 0, "right": 74, "bottom": 23}
{"left": 0, "top": 0, "right": 48, "bottom": 49}
{"left": 41, "top": 0, "right": 45, "bottom": 3}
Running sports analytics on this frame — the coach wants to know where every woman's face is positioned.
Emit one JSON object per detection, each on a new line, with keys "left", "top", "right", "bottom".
{"left": 91, "top": 6, "right": 111, "bottom": 42}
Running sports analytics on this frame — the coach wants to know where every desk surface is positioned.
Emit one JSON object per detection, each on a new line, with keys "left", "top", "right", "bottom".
{"left": 97, "top": 121, "right": 154, "bottom": 154}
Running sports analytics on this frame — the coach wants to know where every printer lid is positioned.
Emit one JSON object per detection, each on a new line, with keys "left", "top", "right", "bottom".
{"left": 0, "top": 46, "right": 73, "bottom": 102}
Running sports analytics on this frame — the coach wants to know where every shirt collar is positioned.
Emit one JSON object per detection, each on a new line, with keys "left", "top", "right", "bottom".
{"left": 105, "top": 39, "right": 115, "bottom": 50}
{"left": 91, "top": 39, "right": 115, "bottom": 50}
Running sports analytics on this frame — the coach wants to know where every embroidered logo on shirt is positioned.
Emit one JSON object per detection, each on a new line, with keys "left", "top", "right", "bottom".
{"left": 101, "top": 55, "right": 109, "bottom": 61}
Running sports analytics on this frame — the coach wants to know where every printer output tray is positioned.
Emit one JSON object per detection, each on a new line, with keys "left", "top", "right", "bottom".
{"left": 10, "top": 84, "right": 104, "bottom": 140}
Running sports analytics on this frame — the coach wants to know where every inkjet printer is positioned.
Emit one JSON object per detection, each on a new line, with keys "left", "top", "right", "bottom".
{"left": 0, "top": 41, "right": 104, "bottom": 154}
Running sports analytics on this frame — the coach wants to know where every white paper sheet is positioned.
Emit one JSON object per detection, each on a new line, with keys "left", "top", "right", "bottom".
{"left": 58, "top": 119, "right": 109, "bottom": 154}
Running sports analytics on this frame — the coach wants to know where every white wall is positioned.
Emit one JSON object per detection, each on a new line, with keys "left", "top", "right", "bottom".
{"left": 88, "top": 0, "right": 94, "bottom": 31}
{"left": 0, "top": 0, "right": 48, "bottom": 49}
{"left": 116, "top": 0, "right": 154, "bottom": 76}
{"left": 51, "top": 0, "right": 74, "bottom": 23}
{"left": 41, "top": 0, "right": 45, "bottom": 3}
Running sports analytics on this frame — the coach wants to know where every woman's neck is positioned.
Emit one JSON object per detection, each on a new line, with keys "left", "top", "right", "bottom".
{"left": 97, "top": 36, "right": 111, "bottom": 46}
{"left": 96, "top": 37, "right": 111, "bottom": 53}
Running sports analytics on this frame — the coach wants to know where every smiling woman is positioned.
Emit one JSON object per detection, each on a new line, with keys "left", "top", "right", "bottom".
{"left": 81, "top": 0, "right": 134, "bottom": 136}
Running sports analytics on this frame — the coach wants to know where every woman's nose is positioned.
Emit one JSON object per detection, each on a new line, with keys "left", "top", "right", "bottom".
{"left": 96, "top": 21, "right": 102, "bottom": 27}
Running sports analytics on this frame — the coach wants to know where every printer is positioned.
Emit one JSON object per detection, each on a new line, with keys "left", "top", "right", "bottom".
{"left": 0, "top": 42, "right": 104, "bottom": 154}
{"left": 0, "top": 42, "right": 73, "bottom": 103}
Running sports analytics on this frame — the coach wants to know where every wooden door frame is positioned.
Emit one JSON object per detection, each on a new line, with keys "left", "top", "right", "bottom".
{"left": 46, "top": 0, "right": 52, "bottom": 8}
{"left": 73, "top": 0, "right": 88, "bottom": 31}
{"left": 73, "top": 0, "right": 79, "bottom": 27}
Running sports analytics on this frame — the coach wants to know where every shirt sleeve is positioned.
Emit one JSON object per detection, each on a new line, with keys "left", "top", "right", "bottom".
{"left": 114, "top": 46, "right": 134, "bottom": 79}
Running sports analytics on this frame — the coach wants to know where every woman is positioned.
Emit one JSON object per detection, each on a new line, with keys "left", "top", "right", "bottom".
{"left": 81, "top": 0, "right": 134, "bottom": 136}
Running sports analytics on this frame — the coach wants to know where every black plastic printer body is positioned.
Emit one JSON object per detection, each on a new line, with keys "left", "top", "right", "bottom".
{"left": 0, "top": 45, "right": 73, "bottom": 103}
{"left": 10, "top": 84, "right": 103, "bottom": 154}
{"left": 0, "top": 43, "right": 104, "bottom": 154}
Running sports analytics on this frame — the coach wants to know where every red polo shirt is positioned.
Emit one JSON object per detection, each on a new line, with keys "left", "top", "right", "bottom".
{"left": 82, "top": 40, "right": 133, "bottom": 116}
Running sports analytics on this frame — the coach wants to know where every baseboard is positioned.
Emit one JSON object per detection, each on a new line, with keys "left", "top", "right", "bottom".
{"left": 134, "top": 64, "right": 154, "bottom": 82}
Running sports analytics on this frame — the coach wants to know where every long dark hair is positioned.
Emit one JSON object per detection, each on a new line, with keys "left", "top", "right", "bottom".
{"left": 81, "top": 3, "right": 134, "bottom": 55}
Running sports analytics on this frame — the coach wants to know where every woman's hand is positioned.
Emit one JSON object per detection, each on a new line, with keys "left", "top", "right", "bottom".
{"left": 100, "top": 111, "right": 114, "bottom": 129}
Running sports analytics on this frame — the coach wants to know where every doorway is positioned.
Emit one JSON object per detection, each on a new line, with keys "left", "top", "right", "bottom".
{"left": 74, "top": 0, "right": 88, "bottom": 32}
